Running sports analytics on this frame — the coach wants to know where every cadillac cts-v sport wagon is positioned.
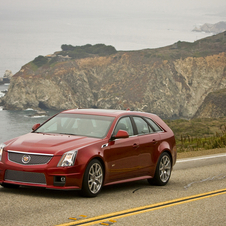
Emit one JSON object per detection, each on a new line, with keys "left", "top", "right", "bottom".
{"left": 0, "top": 109, "right": 177, "bottom": 197}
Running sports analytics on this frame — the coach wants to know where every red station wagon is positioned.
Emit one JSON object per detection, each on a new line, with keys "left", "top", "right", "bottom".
{"left": 0, "top": 109, "right": 177, "bottom": 197}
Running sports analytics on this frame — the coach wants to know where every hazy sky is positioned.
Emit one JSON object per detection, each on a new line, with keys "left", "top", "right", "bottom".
{"left": 2, "top": 0, "right": 226, "bottom": 17}
{"left": 0, "top": 0, "right": 226, "bottom": 76}
{"left": 2, "top": 0, "right": 226, "bottom": 14}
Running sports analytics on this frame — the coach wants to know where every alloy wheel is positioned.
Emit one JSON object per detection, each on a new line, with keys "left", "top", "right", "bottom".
{"left": 87, "top": 162, "right": 103, "bottom": 194}
{"left": 159, "top": 154, "right": 171, "bottom": 183}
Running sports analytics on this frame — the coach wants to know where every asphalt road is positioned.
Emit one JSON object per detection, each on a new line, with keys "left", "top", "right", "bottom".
{"left": 0, "top": 152, "right": 226, "bottom": 226}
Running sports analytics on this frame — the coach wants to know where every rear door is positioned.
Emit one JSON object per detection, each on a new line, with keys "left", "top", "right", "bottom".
{"left": 132, "top": 116, "right": 161, "bottom": 176}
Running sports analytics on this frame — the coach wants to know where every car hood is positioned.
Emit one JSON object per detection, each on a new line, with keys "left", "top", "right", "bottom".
{"left": 5, "top": 132, "right": 101, "bottom": 155}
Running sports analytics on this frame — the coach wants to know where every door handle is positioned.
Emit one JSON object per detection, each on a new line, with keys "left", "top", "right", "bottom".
{"left": 133, "top": 143, "right": 139, "bottom": 148}
{"left": 151, "top": 139, "right": 158, "bottom": 144}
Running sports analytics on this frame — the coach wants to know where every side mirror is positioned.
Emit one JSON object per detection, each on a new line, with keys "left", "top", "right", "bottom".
{"left": 32, "top": 123, "right": 41, "bottom": 131}
{"left": 111, "top": 130, "right": 129, "bottom": 140}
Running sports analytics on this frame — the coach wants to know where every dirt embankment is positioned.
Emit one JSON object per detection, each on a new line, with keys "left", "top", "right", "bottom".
{"left": 177, "top": 147, "right": 226, "bottom": 159}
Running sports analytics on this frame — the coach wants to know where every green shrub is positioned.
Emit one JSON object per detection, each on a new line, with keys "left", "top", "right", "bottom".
{"left": 60, "top": 43, "right": 117, "bottom": 59}
{"left": 32, "top": 55, "right": 48, "bottom": 67}
{"left": 61, "top": 44, "right": 75, "bottom": 51}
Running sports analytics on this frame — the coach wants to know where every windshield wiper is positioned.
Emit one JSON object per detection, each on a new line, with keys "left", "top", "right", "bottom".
{"left": 58, "top": 133, "right": 77, "bottom": 136}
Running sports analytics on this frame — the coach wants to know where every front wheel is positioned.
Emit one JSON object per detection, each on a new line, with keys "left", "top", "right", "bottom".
{"left": 148, "top": 152, "right": 172, "bottom": 186}
{"left": 81, "top": 159, "right": 104, "bottom": 197}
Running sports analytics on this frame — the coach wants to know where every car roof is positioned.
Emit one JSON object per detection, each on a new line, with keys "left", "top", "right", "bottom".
{"left": 61, "top": 108, "right": 156, "bottom": 118}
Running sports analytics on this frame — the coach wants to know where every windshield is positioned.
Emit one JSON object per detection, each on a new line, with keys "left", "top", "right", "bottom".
{"left": 34, "top": 113, "right": 115, "bottom": 138}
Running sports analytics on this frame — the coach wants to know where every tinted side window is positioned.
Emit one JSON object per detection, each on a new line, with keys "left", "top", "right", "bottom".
{"left": 133, "top": 117, "right": 154, "bottom": 135}
{"left": 113, "top": 117, "right": 134, "bottom": 136}
{"left": 145, "top": 118, "right": 163, "bottom": 132}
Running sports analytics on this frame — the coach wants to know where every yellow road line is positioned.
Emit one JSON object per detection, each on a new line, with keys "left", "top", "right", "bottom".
{"left": 56, "top": 188, "right": 226, "bottom": 226}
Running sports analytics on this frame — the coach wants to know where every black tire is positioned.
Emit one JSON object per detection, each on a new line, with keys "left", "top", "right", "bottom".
{"left": 1, "top": 183, "right": 20, "bottom": 189}
{"left": 148, "top": 152, "right": 172, "bottom": 186}
{"left": 81, "top": 159, "right": 104, "bottom": 197}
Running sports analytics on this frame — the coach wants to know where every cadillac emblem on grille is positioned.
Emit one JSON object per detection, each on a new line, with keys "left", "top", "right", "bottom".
{"left": 22, "top": 155, "right": 31, "bottom": 164}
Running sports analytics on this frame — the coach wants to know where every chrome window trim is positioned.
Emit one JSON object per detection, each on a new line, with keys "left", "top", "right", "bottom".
{"left": 111, "top": 115, "right": 165, "bottom": 138}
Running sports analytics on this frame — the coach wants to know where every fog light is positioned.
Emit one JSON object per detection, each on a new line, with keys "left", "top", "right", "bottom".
{"left": 61, "top": 176, "right": 66, "bottom": 182}
{"left": 54, "top": 176, "right": 66, "bottom": 187}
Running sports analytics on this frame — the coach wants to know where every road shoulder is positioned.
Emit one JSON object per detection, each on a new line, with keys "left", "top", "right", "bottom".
{"left": 177, "top": 147, "right": 226, "bottom": 159}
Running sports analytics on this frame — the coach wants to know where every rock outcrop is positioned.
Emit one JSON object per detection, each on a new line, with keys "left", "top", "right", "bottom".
{"left": 2, "top": 33, "right": 226, "bottom": 119}
{"left": 0, "top": 70, "right": 13, "bottom": 84}
{"left": 193, "top": 88, "right": 226, "bottom": 118}
{"left": 193, "top": 21, "right": 226, "bottom": 34}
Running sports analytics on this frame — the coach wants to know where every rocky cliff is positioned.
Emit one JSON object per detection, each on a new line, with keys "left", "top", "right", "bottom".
{"left": 2, "top": 33, "right": 226, "bottom": 119}
{"left": 193, "top": 88, "right": 226, "bottom": 118}
{"left": 193, "top": 21, "right": 226, "bottom": 34}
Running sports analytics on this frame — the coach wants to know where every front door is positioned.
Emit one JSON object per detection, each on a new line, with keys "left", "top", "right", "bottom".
{"left": 104, "top": 117, "right": 139, "bottom": 183}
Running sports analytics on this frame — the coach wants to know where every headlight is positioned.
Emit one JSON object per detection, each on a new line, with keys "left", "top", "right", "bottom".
{"left": 57, "top": 150, "right": 78, "bottom": 167}
{"left": 0, "top": 143, "right": 6, "bottom": 161}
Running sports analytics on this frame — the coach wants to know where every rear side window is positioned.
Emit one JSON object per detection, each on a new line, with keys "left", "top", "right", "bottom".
{"left": 145, "top": 118, "right": 163, "bottom": 132}
{"left": 133, "top": 117, "right": 154, "bottom": 135}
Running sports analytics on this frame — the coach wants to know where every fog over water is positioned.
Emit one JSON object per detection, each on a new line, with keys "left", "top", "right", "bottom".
{"left": 1, "top": 0, "right": 226, "bottom": 77}
{"left": 0, "top": 0, "right": 226, "bottom": 142}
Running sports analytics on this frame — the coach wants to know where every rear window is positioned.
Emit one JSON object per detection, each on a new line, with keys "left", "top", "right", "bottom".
{"left": 133, "top": 117, "right": 154, "bottom": 135}
{"left": 145, "top": 117, "right": 163, "bottom": 132}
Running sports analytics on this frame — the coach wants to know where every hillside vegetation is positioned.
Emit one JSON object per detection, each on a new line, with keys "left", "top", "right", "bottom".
{"left": 32, "top": 32, "right": 226, "bottom": 68}
{"left": 60, "top": 43, "right": 117, "bottom": 58}
{"left": 32, "top": 43, "right": 117, "bottom": 67}
{"left": 166, "top": 117, "right": 226, "bottom": 152}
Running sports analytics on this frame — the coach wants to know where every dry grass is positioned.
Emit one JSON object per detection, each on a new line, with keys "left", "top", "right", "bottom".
{"left": 165, "top": 117, "right": 226, "bottom": 153}
{"left": 177, "top": 147, "right": 226, "bottom": 159}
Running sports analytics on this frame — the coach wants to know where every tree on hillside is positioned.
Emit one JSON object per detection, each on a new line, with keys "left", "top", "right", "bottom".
{"left": 60, "top": 43, "right": 117, "bottom": 58}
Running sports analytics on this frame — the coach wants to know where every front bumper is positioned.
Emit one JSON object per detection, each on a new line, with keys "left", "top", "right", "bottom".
{"left": 0, "top": 152, "right": 84, "bottom": 190}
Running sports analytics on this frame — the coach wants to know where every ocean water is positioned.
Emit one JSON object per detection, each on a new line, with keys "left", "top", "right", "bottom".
{"left": 1, "top": 0, "right": 226, "bottom": 77}
{"left": 0, "top": 84, "right": 59, "bottom": 143}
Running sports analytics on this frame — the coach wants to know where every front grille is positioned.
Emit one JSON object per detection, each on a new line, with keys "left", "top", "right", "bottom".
{"left": 8, "top": 151, "right": 52, "bottom": 165}
{"left": 5, "top": 170, "right": 46, "bottom": 185}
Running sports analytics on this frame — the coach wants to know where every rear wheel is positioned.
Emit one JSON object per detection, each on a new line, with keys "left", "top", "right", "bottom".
{"left": 81, "top": 159, "right": 104, "bottom": 197}
{"left": 148, "top": 152, "right": 172, "bottom": 186}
